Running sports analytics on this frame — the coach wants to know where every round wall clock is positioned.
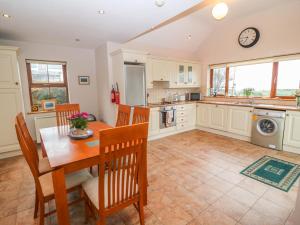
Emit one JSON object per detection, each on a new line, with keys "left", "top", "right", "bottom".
{"left": 238, "top": 27, "right": 260, "bottom": 48}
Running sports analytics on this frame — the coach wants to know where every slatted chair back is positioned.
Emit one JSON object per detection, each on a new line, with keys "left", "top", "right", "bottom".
{"left": 98, "top": 123, "right": 148, "bottom": 213}
{"left": 55, "top": 104, "right": 80, "bottom": 126}
{"left": 115, "top": 104, "right": 131, "bottom": 127}
{"left": 16, "top": 113, "right": 39, "bottom": 164}
{"left": 15, "top": 122, "right": 41, "bottom": 185}
{"left": 132, "top": 107, "right": 150, "bottom": 124}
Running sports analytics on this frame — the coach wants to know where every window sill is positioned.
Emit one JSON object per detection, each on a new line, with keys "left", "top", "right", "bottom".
{"left": 206, "top": 96, "right": 296, "bottom": 101}
{"left": 27, "top": 110, "right": 56, "bottom": 115}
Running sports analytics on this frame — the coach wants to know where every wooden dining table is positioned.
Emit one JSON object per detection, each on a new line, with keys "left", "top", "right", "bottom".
{"left": 40, "top": 121, "right": 148, "bottom": 225}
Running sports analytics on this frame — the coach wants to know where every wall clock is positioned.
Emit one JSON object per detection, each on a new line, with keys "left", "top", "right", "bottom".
{"left": 238, "top": 27, "right": 260, "bottom": 48}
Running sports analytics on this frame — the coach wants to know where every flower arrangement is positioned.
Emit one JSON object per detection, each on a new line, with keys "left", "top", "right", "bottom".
{"left": 68, "top": 112, "right": 89, "bottom": 130}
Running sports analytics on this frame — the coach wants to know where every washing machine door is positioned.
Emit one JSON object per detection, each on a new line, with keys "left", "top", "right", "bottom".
{"left": 256, "top": 118, "right": 278, "bottom": 136}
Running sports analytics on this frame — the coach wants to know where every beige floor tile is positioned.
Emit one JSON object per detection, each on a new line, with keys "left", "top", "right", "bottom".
{"left": 210, "top": 195, "right": 250, "bottom": 221}
{"left": 226, "top": 186, "right": 259, "bottom": 207}
{"left": 237, "top": 177, "right": 269, "bottom": 197}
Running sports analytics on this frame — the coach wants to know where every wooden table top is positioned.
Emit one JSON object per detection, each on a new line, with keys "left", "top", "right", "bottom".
{"left": 40, "top": 121, "right": 112, "bottom": 168}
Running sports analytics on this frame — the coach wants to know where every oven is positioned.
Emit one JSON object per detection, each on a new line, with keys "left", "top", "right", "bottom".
{"left": 159, "top": 106, "right": 176, "bottom": 129}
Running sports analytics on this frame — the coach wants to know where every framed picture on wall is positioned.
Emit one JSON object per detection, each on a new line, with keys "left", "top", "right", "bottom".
{"left": 78, "top": 76, "right": 90, "bottom": 85}
{"left": 41, "top": 99, "right": 56, "bottom": 111}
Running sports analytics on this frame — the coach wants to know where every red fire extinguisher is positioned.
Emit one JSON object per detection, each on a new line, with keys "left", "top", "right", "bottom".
{"left": 111, "top": 85, "right": 116, "bottom": 103}
{"left": 115, "top": 82, "right": 120, "bottom": 104}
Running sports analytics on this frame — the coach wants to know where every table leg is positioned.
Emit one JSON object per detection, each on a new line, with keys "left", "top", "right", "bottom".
{"left": 52, "top": 168, "right": 70, "bottom": 225}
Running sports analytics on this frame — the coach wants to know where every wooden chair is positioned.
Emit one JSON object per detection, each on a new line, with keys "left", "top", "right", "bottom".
{"left": 115, "top": 104, "right": 131, "bottom": 127}
{"left": 15, "top": 122, "right": 92, "bottom": 225}
{"left": 132, "top": 107, "right": 150, "bottom": 124}
{"left": 82, "top": 123, "right": 149, "bottom": 225}
{"left": 55, "top": 103, "right": 80, "bottom": 126}
{"left": 16, "top": 113, "right": 52, "bottom": 175}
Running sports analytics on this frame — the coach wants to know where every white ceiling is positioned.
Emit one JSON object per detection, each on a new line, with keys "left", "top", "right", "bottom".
{"left": 0, "top": 0, "right": 203, "bottom": 48}
{"left": 125, "top": 0, "right": 299, "bottom": 59}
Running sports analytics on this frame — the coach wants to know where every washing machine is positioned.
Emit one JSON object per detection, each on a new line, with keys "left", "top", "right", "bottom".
{"left": 251, "top": 108, "right": 286, "bottom": 150}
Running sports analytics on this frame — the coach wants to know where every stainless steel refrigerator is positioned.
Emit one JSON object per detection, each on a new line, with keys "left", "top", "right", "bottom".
{"left": 124, "top": 64, "right": 146, "bottom": 106}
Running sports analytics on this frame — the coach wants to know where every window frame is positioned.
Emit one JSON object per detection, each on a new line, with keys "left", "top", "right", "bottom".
{"left": 26, "top": 60, "right": 69, "bottom": 111}
{"left": 209, "top": 54, "right": 300, "bottom": 99}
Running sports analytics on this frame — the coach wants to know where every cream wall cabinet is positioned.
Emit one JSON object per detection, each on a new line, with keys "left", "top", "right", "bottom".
{"left": 227, "top": 106, "right": 253, "bottom": 137}
{"left": 283, "top": 111, "right": 300, "bottom": 154}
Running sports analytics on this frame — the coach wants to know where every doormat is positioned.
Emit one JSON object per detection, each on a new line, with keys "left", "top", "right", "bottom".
{"left": 240, "top": 155, "right": 300, "bottom": 192}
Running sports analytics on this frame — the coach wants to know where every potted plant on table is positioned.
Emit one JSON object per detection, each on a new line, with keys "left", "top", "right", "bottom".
{"left": 68, "top": 112, "right": 89, "bottom": 135}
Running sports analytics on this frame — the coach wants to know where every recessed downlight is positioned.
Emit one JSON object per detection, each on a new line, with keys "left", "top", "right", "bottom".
{"left": 75, "top": 38, "right": 80, "bottom": 42}
{"left": 98, "top": 9, "right": 105, "bottom": 15}
{"left": 155, "top": 0, "right": 165, "bottom": 7}
{"left": 187, "top": 35, "right": 192, "bottom": 40}
{"left": 2, "top": 13, "right": 11, "bottom": 19}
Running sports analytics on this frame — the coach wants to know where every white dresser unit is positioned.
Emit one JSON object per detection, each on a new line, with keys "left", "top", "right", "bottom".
{"left": 0, "top": 46, "right": 24, "bottom": 159}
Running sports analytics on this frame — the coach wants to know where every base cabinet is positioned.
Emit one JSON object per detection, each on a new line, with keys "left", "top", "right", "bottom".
{"left": 283, "top": 111, "right": 300, "bottom": 153}
{"left": 196, "top": 103, "right": 253, "bottom": 139}
{"left": 227, "top": 106, "right": 253, "bottom": 137}
{"left": 149, "top": 108, "right": 160, "bottom": 136}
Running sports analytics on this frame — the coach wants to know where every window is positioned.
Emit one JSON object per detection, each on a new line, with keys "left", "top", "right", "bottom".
{"left": 210, "top": 54, "right": 300, "bottom": 99}
{"left": 210, "top": 67, "right": 226, "bottom": 96}
{"left": 26, "top": 60, "right": 69, "bottom": 110}
{"left": 228, "top": 63, "right": 273, "bottom": 97}
{"left": 276, "top": 59, "right": 300, "bottom": 97}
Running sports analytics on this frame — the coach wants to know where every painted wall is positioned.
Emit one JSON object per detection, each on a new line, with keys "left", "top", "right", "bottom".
{"left": 0, "top": 39, "right": 98, "bottom": 139}
{"left": 95, "top": 42, "right": 121, "bottom": 126}
{"left": 196, "top": 0, "right": 300, "bottom": 94}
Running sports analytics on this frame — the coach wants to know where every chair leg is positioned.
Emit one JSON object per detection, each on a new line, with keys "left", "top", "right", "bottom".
{"left": 34, "top": 189, "right": 39, "bottom": 219}
{"left": 39, "top": 200, "right": 45, "bottom": 225}
{"left": 138, "top": 199, "right": 145, "bottom": 225}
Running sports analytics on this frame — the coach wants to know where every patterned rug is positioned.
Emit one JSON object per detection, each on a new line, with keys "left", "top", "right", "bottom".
{"left": 241, "top": 155, "right": 300, "bottom": 192}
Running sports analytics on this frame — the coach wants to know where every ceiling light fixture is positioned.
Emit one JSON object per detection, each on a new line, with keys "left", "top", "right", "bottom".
{"left": 98, "top": 9, "right": 105, "bottom": 15}
{"left": 155, "top": 0, "right": 165, "bottom": 7}
{"left": 2, "top": 13, "right": 11, "bottom": 19}
{"left": 75, "top": 38, "right": 80, "bottom": 42}
{"left": 187, "top": 35, "right": 192, "bottom": 40}
{"left": 212, "top": 2, "right": 228, "bottom": 20}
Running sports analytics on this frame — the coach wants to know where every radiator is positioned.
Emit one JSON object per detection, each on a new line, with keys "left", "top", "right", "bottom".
{"left": 34, "top": 115, "right": 56, "bottom": 143}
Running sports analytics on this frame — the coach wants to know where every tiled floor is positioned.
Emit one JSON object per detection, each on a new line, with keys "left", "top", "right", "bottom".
{"left": 0, "top": 130, "right": 300, "bottom": 225}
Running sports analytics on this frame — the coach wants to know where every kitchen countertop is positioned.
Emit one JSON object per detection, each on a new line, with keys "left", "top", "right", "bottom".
{"left": 148, "top": 101, "right": 197, "bottom": 108}
{"left": 197, "top": 100, "right": 300, "bottom": 111}
{"left": 148, "top": 100, "right": 300, "bottom": 111}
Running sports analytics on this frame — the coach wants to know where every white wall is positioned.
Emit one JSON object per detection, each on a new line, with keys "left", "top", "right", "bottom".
{"left": 196, "top": 0, "right": 300, "bottom": 94}
{"left": 95, "top": 42, "right": 121, "bottom": 126}
{"left": 0, "top": 39, "right": 98, "bottom": 139}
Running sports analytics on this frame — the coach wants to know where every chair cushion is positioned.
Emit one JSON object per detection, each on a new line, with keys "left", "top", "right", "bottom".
{"left": 38, "top": 157, "right": 52, "bottom": 174}
{"left": 39, "top": 169, "right": 93, "bottom": 197}
{"left": 82, "top": 170, "right": 138, "bottom": 209}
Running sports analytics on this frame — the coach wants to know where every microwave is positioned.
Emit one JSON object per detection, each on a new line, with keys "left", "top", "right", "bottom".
{"left": 189, "top": 92, "right": 203, "bottom": 101}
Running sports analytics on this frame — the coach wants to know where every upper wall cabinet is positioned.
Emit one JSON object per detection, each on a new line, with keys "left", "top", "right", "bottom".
{"left": 149, "top": 57, "right": 201, "bottom": 89}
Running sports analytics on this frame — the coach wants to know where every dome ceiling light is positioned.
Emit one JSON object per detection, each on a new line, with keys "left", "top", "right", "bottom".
{"left": 155, "top": 0, "right": 166, "bottom": 7}
{"left": 212, "top": 2, "right": 228, "bottom": 20}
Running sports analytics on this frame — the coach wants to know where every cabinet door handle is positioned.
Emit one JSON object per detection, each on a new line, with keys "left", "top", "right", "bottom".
{"left": 15, "top": 82, "right": 19, "bottom": 85}
{"left": 286, "top": 114, "right": 289, "bottom": 116}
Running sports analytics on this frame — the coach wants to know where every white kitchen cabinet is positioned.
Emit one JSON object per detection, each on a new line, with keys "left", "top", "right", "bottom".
{"left": 283, "top": 111, "right": 300, "bottom": 153}
{"left": 151, "top": 59, "right": 172, "bottom": 81}
{"left": 209, "top": 105, "right": 228, "bottom": 131}
{"left": 146, "top": 59, "right": 153, "bottom": 89}
{"left": 227, "top": 106, "right": 253, "bottom": 137}
{"left": 0, "top": 46, "right": 23, "bottom": 158}
{"left": 176, "top": 104, "right": 196, "bottom": 130}
{"left": 174, "top": 63, "right": 201, "bottom": 88}
{"left": 196, "top": 103, "right": 211, "bottom": 127}
{"left": 149, "top": 107, "right": 160, "bottom": 136}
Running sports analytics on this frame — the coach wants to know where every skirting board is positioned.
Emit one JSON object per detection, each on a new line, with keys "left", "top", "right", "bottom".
{"left": 283, "top": 145, "right": 300, "bottom": 154}
{"left": 0, "top": 150, "right": 22, "bottom": 159}
{"left": 196, "top": 126, "right": 251, "bottom": 142}
{"left": 149, "top": 126, "right": 196, "bottom": 141}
